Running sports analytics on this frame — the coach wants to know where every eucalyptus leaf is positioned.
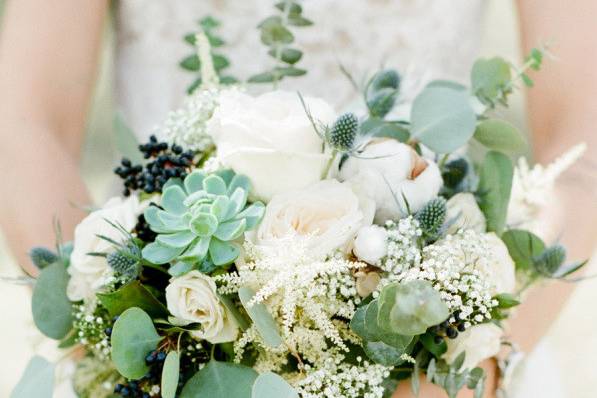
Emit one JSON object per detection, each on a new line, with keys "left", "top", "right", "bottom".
{"left": 161, "top": 351, "right": 180, "bottom": 398}
{"left": 97, "top": 280, "right": 168, "bottom": 319}
{"left": 260, "top": 17, "right": 294, "bottom": 45}
{"left": 269, "top": 48, "right": 303, "bottom": 64}
{"left": 10, "top": 356, "right": 55, "bottom": 398}
{"left": 420, "top": 332, "right": 447, "bottom": 358}
{"left": 32, "top": 262, "right": 73, "bottom": 339}
{"left": 501, "top": 229, "right": 545, "bottom": 271}
{"left": 111, "top": 307, "right": 161, "bottom": 379}
{"left": 114, "top": 114, "right": 144, "bottom": 164}
{"left": 239, "top": 287, "right": 283, "bottom": 348}
{"left": 181, "top": 361, "right": 258, "bottom": 398}
{"left": 363, "top": 341, "right": 405, "bottom": 366}
{"left": 471, "top": 57, "right": 512, "bottom": 106}
{"left": 478, "top": 151, "right": 514, "bottom": 234}
{"left": 410, "top": 86, "right": 477, "bottom": 153}
{"left": 248, "top": 71, "right": 276, "bottom": 83}
{"left": 474, "top": 119, "right": 527, "bottom": 154}
{"left": 252, "top": 371, "right": 299, "bottom": 398}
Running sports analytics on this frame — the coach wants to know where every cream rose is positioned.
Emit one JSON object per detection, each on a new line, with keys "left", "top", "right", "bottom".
{"left": 443, "top": 323, "right": 503, "bottom": 369}
{"left": 353, "top": 225, "right": 388, "bottom": 265}
{"left": 339, "top": 139, "right": 442, "bottom": 223}
{"left": 207, "top": 90, "right": 336, "bottom": 201}
{"left": 253, "top": 179, "right": 375, "bottom": 258}
{"left": 67, "top": 196, "right": 146, "bottom": 301}
{"left": 446, "top": 193, "right": 486, "bottom": 234}
{"left": 166, "top": 271, "right": 238, "bottom": 344}
{"left": 483, "top": 233, "right": 516, "bottom": 295}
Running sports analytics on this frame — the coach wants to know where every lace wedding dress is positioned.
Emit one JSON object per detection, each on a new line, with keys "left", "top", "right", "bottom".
{"left": 53, "top": 0, "right": 563, "bottom": 396}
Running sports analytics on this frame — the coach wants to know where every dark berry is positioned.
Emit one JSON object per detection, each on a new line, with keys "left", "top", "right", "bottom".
{"left": 434, "top": 335, "right": 444, "bottom": 344}
{"left": 104, "top": 327, "right": 112, "bottom": 336}
{"left": 114, "top": 384, "right": 123, "bottom": 393}
{"left": 457, "top": 323, "right": 466, "bottom": 332}
{"left": 156, "top": 351, "right": 167, "bottom": 361}
{"left": 446, "top": 327, "right": 458, "bottom": 339}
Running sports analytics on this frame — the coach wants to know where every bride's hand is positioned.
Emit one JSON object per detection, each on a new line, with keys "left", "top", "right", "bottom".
{"left": 391, "top": 359, "right": 498, "bottom": 398}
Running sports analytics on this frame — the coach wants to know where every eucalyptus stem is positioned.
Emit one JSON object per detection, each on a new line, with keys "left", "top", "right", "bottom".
{"left": 321, "top": 149, "right": 338, "bottom": 179}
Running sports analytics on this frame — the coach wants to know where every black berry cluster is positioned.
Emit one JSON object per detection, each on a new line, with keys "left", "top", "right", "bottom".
{"left": 113, "top": 349, "right": 167, "bottom": 398}
{"left": 134, "top": 213, "right": 157, "bottom": 243}
{"left": 114, "top": 135, "right": 195, "bottom": 196}
{"left": 430, "top": 312, "right": 467, "bottom": 344}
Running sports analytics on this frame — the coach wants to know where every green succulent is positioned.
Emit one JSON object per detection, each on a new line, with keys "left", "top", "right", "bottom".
{"left": 141, "top": 169, "right": 265, "bottom": 270}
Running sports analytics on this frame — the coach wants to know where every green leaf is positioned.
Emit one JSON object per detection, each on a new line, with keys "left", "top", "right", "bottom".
{"left": 114, "top": 114, "right": 144, "bottom": 164}
{"left": 161, "top": 351, "right": 180, "bottom": 398}
{"left": 10, "top": 356, "right": 55, "bottom": 398}
{"left": 349, "top": 305, "right": 368, "bottom": 339}
{"left": 209, "top": 238, "right": 240, "bottom": 266}
{"left": 239, "top": 287, "right": 283, "bottom": 348}
{"left": 426, "top": 80, "right": 466, "bottom": 91}
{"left": 97, "top": 281, "right": 168, "bottom": 319}
{"left": 377, "top": 281, "right": 449, "bottom": 336}
{"left": 275, "top": 2, "right": 303, "bottom": 15}
{"left": 478, "top": 151, "right": 514, "bottom": 235}
{"left": 260, "top": 17, "right": 294, "bottom": 45}
{"left": 363, "top": 340, "right": 405, "bottom": 366}
{"left": 213, "top": 54, "right": 230, "bottom": 71}
{"left": 494, "top": 293, "right": 520, "bottom": 308}
{"left": 190, "top": 213, "right": 219, "bottom": 237}
{"left": 275, "top": 66, "right": 307, "bottom": 77}
{"left": 269, "top": 48, "right": 303, "bottom": 64}
{"left": 252, "top": 371, "right": 299, "bottom": 398}
{"left": 420, "top": 332, "right": 447, "bottom": 357}
{"left": 360, "top": 117, "right": 409, "bottom": 142}
{"left": 214, "top": 219, "right": 246, "bottom": 241}
{"left": 474, "top": 119, "right": 527, "bottom": 154}
{"left": 32, "top": 262, "right": 73, "bottom": 339}
{"left": 287, "top": 15, "right": 314, "bottom": 26}
{"left": 180, "top": 54, "right": 200, "bottom": 71}
{"left": 142, "top": 241, "right": 185, "bottom": 264}
{"left": 501, "top": 229, "right": 545, "bottom": 271}
{"left": 200, "top": 16, "right": 221, "bottom": 30}
{"left": 111, "top": 307, "right": 161, "bottom": 379}
{"left": 410, "top": 86, "right": 477, "bottom": 153}
{"left": 471, "top": 57, "right": 512, "bottom": 105}
{"left": 161, "top": 186, "right": 188, "bottom": 215}
{"left": 248, "top": 72, "right": 276, "bottom": 83}
{"left": 365, "top": 301, "right": 413, "bottom": 350}
{"left": 181, "top": 361, "right": 258, "bottom": 398}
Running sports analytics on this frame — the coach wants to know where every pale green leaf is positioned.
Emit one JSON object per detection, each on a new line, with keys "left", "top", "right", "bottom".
{"left": 252, "top": 371, "right": 298, "bottom": 398}
{"left": 114, "top": 114, "right": 144, "bottom": 164}
{"left": 97, "top": 280, "right": 168, "bottom": 319}
{"left": 32, "top": 262, "right": 73, "bottom": 339}
{"left": 161, "top": 351, "right": 180, "bottom": 398}
{"left": 478, "top": 151, "right": 514, "bottom": 235}
{"left": 474, "top": 119, "right": 527, "bottom": 154}
{"left": 208, "top": 238, "right": 239, "bottom": 265}
{"left": 11, "top": 356, "right": 55, "bottom": 398}
{"left": 180, "top": 361, "right": 258, "bottom": 398}
{"left": 239, "top": 287, "right": 283, "bottom": 348}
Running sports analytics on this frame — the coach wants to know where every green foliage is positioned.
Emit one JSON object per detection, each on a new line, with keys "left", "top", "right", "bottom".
{"left": 365, "top": 69, "right": 401, "bottom": 118}
{"left": 180, "top": 361, "right": 258, "bottom": 398}
{"left": 239, "top": 287, "right": 283, "bottom": 348}
{"left": 97, "top": 280, "right": 168, "bottom": 319}
{"left": 535, "top": 244, "right": 566, "bottom": 275}
{"left": 107, "top": 251, "right": 140, "bottom": 281}
{"left": 410, "top": 86, "right": 477, "bottom": 153}
{"left": 142, "top": 170, "right": 265, "bottom": 271}
{"left": 377, "top": 281, "right": 449, "bottom": 336}
{"left": 111, "top": 307, "right": 161, "bottom": 379}
{"left": 427, "top": 358, "right": 486, "bottom": 398}
{"left": 161, "top": 351, "right": 180, "bottom": 398}
{"left": 181, "top": 16, "right": 237, "bottom": 93}
{"left": 416, "top": 197, "right": 447, "bottom": 238}
{"left": 477, "top": 151, "right": 513, "bottom": 235}
{"left": 28, "top": 247, "right": 58, "bottom": 269}
{"left": 249, "top": 1, "right": 311, "bottom": 85}
{"left": 501, "top": 229, "right": 546, "bottom": 272}
{"left": 473, "top": 119, "right": 527, "bottom": 154}
{"left": 360, "top": 117, "right": 410, "bottom": 143}
{"left": 10, "top": 356, "right": 55, "bottom": 398}
{"left": 72, "top": 356, "right": 122, "bottom": 398}
{"left": 328, "top": 113, "right": 359, "bottom": 152}
{"left": 32, "top": 262, "right": 73, "bottom": 339}
{"left": 252, "top": 371, "right": 299, "bottom": 398}
{"left": 471, "top": 57, "right": 512, "bottom": 108}
{"left": 420, "top": 332, "right": 447, "bottom": 358}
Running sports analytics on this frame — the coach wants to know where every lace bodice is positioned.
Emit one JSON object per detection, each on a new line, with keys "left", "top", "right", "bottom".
{"left": 115, "top": 0, "right": 486, "bottom": 138}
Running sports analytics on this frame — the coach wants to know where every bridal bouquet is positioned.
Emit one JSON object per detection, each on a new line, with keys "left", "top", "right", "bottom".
{"left": 12, "top": 5, "right": 588, "bottom": 398}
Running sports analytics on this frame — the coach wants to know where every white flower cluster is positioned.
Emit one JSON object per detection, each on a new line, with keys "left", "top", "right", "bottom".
{"left": 396, "top": 230, "right": 499, "bottom": 327}
{"left": 73, "top": 303, "right": 111, "bottom": 360}
{"left": 295, "top": 356, "right": 390, "bottom": 398}
{"left": 379, "top": 216, "right": 422, "bottom": 274}
{"left": 156, "top": 87, "right": 220, "bottom": 151}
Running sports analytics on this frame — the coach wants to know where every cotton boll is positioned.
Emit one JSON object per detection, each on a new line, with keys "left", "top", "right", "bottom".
{"left": 353, "top": 225, "right": 388, "bottom": 265}
{"left": 443, "top": 323, "right": 503, "bottom": 369}
{"left": 446, "top": 192, "right": 486, "bottom": 234}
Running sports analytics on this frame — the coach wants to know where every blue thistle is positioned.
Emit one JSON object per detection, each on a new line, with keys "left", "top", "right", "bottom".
{"left": 416, "top": 197, "right": 447, "bottom": 237}
{"left": 328, "top": 113, "right": 359, "bottom": 152}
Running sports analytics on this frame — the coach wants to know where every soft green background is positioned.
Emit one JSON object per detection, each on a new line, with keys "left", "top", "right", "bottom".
{"left": 0, "top": 1, "right": 596, "bottom": 397}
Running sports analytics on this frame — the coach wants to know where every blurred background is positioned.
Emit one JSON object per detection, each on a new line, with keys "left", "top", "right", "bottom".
{"left": 0, "top": 1, "right": 596, "bottom": 397}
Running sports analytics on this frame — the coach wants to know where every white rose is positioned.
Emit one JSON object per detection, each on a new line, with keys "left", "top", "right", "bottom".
{"left": 339, "top": 139, "right": 442, "bottom": 223}
{"left": 166, "top": 271, "right": 238, "bottom": 344}
{"left": 208, "top": 90, "right": 336, "bottom": 201}
{"left": 483, "top": 233, "right": 516, "bottom": 295}
{"left": 446, "top": 193, "right": 486, "bottom": 234}
{"left": 353, "top": 225, "right": 388, "bottom": 265}
{"left": 67, "top": 196, "right": 146, "bottom": 301}
{"left": 443, "top": 323, "right": 503, "bottom": 369}
{"left": 254, "top": 179, "right": 375, "bottom": 258}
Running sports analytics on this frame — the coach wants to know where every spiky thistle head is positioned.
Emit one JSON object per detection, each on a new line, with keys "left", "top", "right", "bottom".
{"left": 535, "top": 244, "right": 566, "bottom": 275}
{"left": 416, "top": 197, "right": 447, "bottom": 237}
{"left": 29, "top": 247, "right": 59, "bottom": 269}
{"left": 328, "top": 113, "right": 359, "bottom": 152}
{"left": 107, "top": 251, "right": 140, "bottom": 281}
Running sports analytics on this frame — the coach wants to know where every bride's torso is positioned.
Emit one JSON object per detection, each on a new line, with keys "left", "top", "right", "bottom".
{"left": 115, "top": 0, "right": 486, "bottom": 138}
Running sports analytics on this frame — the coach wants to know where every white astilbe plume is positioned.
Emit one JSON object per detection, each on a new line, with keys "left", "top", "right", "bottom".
{"left": 507, "top": 143, "right": 586, "bottom": 229}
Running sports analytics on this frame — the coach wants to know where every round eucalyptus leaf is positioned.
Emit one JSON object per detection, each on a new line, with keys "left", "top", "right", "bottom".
{"left": 501, "top": 229, "right": 546, "bottom": 272}
{"left": 474, "top": 119, "right": 527, "bottom": 154}
{"left": 161, "top": 351, "right": 180, "bottom": 398}
{"left": 32, "top": 262, "right": 73, "bottom": 339}
{"left": 363, "top": 341, "right": 405, "bottom": 366}
{"left": 378, "top": 281, "right": 449, "bottom": 336}
{"left": 410, "top": 86, "right": 477, "bottom": 153}
{"left": 111, "top": 307, "right": 161, "bottom": 379}
{"left": 239, "top": 287, "right": 283, "bottom": 348}
{"left": 252, "top": 371, "right": 299, "bottom": 398}
{"left": 181, "top": 361, "right": 258, "bottom": 398}
{"left": 10, "top": 356, "right": 55, "bottom": 398}
{"left": 471, "top": 57, "right": 511, "bottom": 104}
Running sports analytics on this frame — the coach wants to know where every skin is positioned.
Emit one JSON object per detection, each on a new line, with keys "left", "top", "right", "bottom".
{"left": 0, "top": 1, "right": 595, "bottom": 397}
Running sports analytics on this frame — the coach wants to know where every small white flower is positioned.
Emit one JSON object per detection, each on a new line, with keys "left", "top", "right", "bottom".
{"left": 166, "top": 271, "right": 238, "bottom": 344}
{"left": 339, "top": 139, "right": 442, "bottom": 223}
{"left": 443, "top": 323, "right": 503, "bottom": 369}
{"left": 207, "top": 90, "right": 336, "bottom": 201}
{"left": 67, "top": 196, "right": 147, "bottom": 301}
{"left": 445, "top": 192, "right": 486, "bottom": 234}
{"left": 353, "top": 225, "right": 388, "bottom": 265}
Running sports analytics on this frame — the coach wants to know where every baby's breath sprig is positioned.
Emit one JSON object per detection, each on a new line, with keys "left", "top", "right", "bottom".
{"left": 180, "top": 16, "right": 237, "bottom": 93}
{"left": 249, "top": 1, "right": 312, "bottom": 87}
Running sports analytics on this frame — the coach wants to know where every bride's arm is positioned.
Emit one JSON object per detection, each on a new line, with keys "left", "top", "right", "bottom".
{"left": 511, "top": 0, "right": 597, "bottom": 352}
{"left": 0, "top": 0, "right": 108, "bottom": 274}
